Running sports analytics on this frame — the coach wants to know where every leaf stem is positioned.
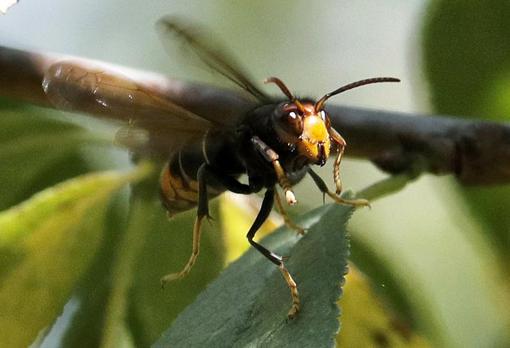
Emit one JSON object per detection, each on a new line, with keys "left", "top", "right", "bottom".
{"left": 357, "top": 161, "right": 424, "bottom": 202}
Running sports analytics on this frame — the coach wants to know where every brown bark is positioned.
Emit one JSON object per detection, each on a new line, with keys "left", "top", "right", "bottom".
{"left": 1, "top": 45, "right": 509, "bottom": 185}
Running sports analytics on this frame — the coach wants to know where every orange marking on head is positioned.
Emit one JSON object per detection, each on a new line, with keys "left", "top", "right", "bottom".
{"left": 303, "top": 115, "right": 328, "bottom": 141}
{"left": 297, "top": 114, "right": 331, "bottom": 165}
{"left": 302, "top": 103, "right": 315, "bottom": 115}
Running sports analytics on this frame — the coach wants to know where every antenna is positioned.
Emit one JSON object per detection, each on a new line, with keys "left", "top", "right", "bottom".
{"left": 314, "top": 77, "right": 400, "bottom": 111}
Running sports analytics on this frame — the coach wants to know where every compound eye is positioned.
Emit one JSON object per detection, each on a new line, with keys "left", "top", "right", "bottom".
{"left": 283, "top": 110, "right": 303, "bottom": 135}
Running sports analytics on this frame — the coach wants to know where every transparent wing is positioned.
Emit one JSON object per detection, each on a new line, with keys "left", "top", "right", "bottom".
{"left": 157, "top": 16, "right": 271, "bottom": 104}
{"left": 42, "top": 61, "right": 214, "bottom": 157}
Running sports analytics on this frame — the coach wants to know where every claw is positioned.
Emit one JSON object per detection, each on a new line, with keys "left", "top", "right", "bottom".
{"left": 160, "top": 272, "right": 183, "bottom": 289}
{"left": 279, "top": 263, "right": 300, "bottom": 320}
{"left": 295, "top": 227, "right": 307, "bottom": 236}
{"left": 328, "top": 192, "right": 370, "bottom": 208}
{"left": 287, "top": 304, "right": 300, "bottom": 320}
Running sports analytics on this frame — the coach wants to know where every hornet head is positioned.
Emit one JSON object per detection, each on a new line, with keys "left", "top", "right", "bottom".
{"left": 266, "top": 76, "right": 400, "bottom": 166}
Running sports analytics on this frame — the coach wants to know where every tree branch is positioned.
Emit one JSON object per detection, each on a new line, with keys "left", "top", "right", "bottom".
{"left": 1, "top": 45, "right": 510, "bottom": 185}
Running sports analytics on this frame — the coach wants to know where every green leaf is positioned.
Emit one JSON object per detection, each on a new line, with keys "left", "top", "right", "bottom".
{"left": 153, "top": 203, "right": 352, "bottom": 347}
{"left": 99, "top": 195, "right": 155, "bottom": 348}
{"left": 59, "top": 195, "right": 129, "bottom": 348}
{"left": 0, "top": 108, "right": 114, "bottom": 210}
{"left": 0, "top": 103, "right": 137, "bottom": 346}
{"left": 0, "top": 164, "right": 151, "bottom": 348}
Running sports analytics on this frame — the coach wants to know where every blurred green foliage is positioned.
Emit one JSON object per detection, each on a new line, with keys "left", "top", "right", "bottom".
{"left": 0, "top": 149, "right": 149, "bottom": 347}
{"left": 0, "top": 106, "right": 226, "bottom": 347}
{"left": 337, "top": 265, "right": 430, "bottom": 348}
{"left": 423, "top": 0, "right": 510, "bottom": 267}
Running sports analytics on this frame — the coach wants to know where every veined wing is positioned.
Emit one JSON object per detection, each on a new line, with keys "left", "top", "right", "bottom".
{"left": 42, "top": 61, "right": 215, "bottom": 157}
{"left": 157, "top": 16, "right": 271, "bottom": 105}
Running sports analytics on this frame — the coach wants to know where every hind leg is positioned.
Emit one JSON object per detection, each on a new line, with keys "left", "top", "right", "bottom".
{"left": 161, "top": 164, "right": 256, "bottom": 286}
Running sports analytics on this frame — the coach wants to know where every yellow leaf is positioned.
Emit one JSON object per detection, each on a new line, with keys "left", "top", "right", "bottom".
{"left": 337, "top": 264, "right": 430, "bottom": 347}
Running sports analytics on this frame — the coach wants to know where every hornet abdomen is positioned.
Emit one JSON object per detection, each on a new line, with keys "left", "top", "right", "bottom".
{"left": 159, "top": 131, "right": 243, "bottom": 217}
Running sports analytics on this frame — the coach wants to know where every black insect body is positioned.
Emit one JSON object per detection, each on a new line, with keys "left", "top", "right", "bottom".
{"left": 159, "top": 74, "right": 398, "bottom": 318}
{"left": 42, "top": 18, "right": 399, "bottom": 319}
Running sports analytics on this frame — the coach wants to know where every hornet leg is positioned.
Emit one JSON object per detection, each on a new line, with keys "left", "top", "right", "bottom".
{"left": 274, "top": 189, "right": 306, "bottom": 235}
{"left": 329, "top": 127, "right": 346, "bottom": 195}
{"left": 161, "top": 164, "right": 256, "bottom": 287}
{"left": 247, "top": 187, "right": 300, "bottom": 319}
{"left": 251, "top": 136, "right": 297, "bottom": 205}
{"left": 308, "top": 168, "right": 370, "bottom": 207}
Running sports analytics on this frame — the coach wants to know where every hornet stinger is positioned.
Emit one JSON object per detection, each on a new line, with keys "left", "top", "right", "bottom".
{"left": 42, "top": 18, "right": 400, "bottom": 319}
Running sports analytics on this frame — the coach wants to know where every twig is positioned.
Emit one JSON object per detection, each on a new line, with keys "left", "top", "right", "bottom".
{"left": 1, "top": 45, "right": 510, "bottom": 185}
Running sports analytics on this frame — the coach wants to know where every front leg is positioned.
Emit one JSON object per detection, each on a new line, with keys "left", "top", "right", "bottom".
{"left": 274, "top": 189, "right": 306, "bottom": 235}
{"left": 246, "top": 187, "right": 301, "bottom": 319}
{"left": 251, "top": 136, "right": 297, "bottom": 205}
{"left": 329, "top": 127, "right": 346, "bottom": 195}
{"left": 308, "top": 168, "right": 370, "bottom": 208}
{"left": 327, "top": 128, "right": 369, "bottom": 207}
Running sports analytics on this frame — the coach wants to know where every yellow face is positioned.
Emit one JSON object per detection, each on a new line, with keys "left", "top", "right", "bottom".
{"left": 297, "top": 110, "right": 331, "bottom": 166}
{"left": 267, "top": 75, "right": 399, "bottom": 168}
{"left": 274, "top": 101, "right": 332, "bottom": 166}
